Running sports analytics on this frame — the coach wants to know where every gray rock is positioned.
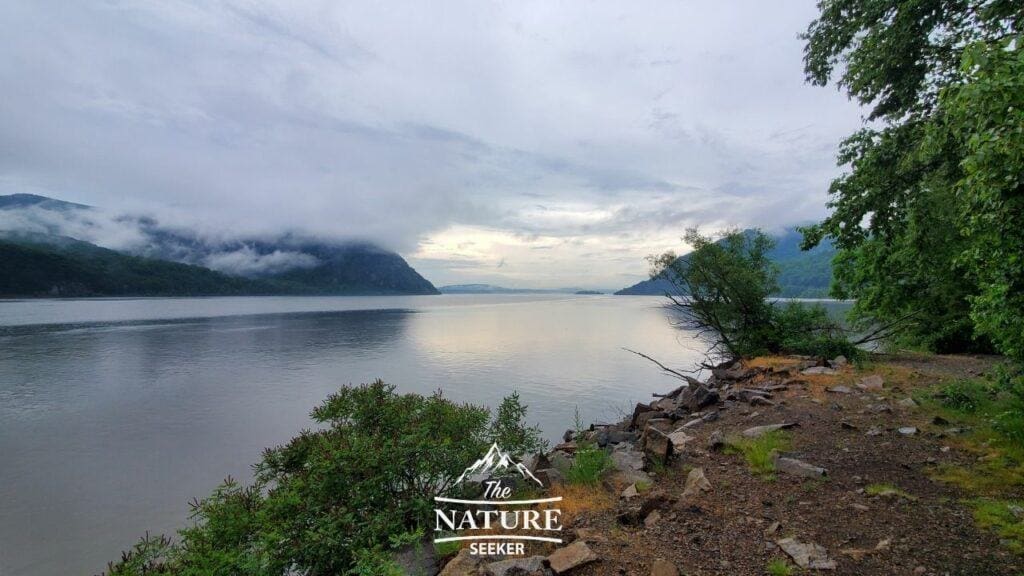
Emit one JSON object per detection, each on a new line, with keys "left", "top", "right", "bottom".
{"left": 549, "top": 451, "right": 573, "bottom": 472}
{"left": 742, "top": 422, "right": 797, "bottom": 438}
{"left": 831, "top": 355, "right": 849, "bottom": 368}
{"left": 439, "top": 549, "right": 480, "bottom": 576}
{"left": 667, "top": 430, "right": 693, "bottom": 452}
{"left": 827, "top": 385, "right": 853, "bottom": 394}
{"left": 802, "top": 366, "right": 838, "bottom": 375}
{"left": 607, "top": 430, "right": 638, "bottom": 445}
{"left": 776, "top": 537, "right": 837, "bottom": 570}
{"left": 562, "top": 429, "right": 574, "bottom": 443}
{"left": 534, "top": 468, "right": 564, "bottom": 488}
{"left": 643, "top": 427, "right": 673, "bottom": 465}
{"left": 898, "top": 426, "right": 918, "bottom": 436}
{"left": 682, "top": 467, "right": 711, "bottom": 499}
{"left": 392, "top": 538, "right": 439, "bottom": 576}
{"left": 621, "top": 483, "right": 638, "bottom": 499}
{"left": 865, "top": 426, "right": 883, "bottom": 436}
{"left": 486, "top": 556, "right": 547, "bottom": 576}
{"left": 547, "top": 541, "right": 598, "bottom": 574}
{"left": 857, "top": 374, "right": 885, "bottom": 391}
{"left": 775, "top": 457, "right": 827, "bottom": 478}
{"left": 707, "top": 430, "right": 726, "bottom": 451}
{"left": 897, "top": 397, "right": 919, "bottom": 409}
{"left": 644, "top": 509, "right": 662, "bottom": 528}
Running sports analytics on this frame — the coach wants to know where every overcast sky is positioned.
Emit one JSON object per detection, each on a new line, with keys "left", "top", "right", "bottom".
{"left": 0, "top": 1, "right": 864, "bottom": 289}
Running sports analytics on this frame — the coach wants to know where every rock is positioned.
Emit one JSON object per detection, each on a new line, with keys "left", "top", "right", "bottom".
{"left": 742, "top": 422, "right": 797, "bottom": 438}
{"left": 440, "top": 549, "right": 481, "bottom": 576}
{"left": 932, "top": 415, "right": 950, "bottom": 426}
{"left": 682, "top": 467, "right": 712, "bottom": 499}
{"left": 749, "top": 396, "right": 775, "bottom": 406}
{"left": 635, "top": 410, "right": 670, "bottom": 431}
{"left": 737, "top": 388, "right": 773, "bottom": 403}
{"left": 549, "top": 451, "right": 573, "bottom": 472}
{"left": 680, "top": 417, "right": 704, "bottom": 429}
{"left": 764, "top": 521, "right": 781, "bottom": 536}
{"left": 898, "top": 426, "right": 918, "bottom": 436}
{"left": 646, "top": 419, "right": 676, "bottom": 434}
{"left": 643, "top": 428, "right": 673, "bottom": 465}
{"left": 572, "top": 528, "right": 608, "bottom": 544}
{"left": 857, "top": 374, "right": 885, "bottom": 391}
{"left": 831, "top": 355, "right": 848, "bottom": 367}
{"left": 678, "top": 384, "right": 720, "bottom": 412}
{"left": 548, "top": 541, "right": 598, "bottom": 574}
{"left": 535, "top": 468, "right": 564, "bottom": 488}
{"left": 644, "top": 509, "right": 662, "bottom": 528}
{"left": 707, "top": 430, "right": 726, "bottom": 451}
{"left": 865, "top": 426, "right": 883, "bottom": 436}
{"left": 667, "top": 430, "right": 693, "bottom": 452}
{"left": 553, "top": 441, "right": 577, "bottom": 454}
{"left": 525, "top": 452, "right": 551, "bottom": 473}
{"left": 610, "top": 445, "right": 651, "bottom": 484}
{"left": 802, "top": 366, "right": 838, "bottom": 375}
{"left": 841, "top": 420, "right": 858, "bottom": 430}
{"left": 630, "top": 402, "right": 653, "bottom": 429}
{"left": 486, "top": 556, "right": 547, "bottom": 576}
{"left": 868, "top": 403, "right": 893, "bottom": 414}
{"left": 650, "top": 559, "right": 679, "bottom": 576}
{"left": 776, "top": 537, "right": 837, "bottom": 570}
{"left": 775, "top": 457, "right": 827, "bottom": 478}
{"left": 851, "top": 503, "right": 870, "bottom": 512}
{"left": 392, "top": 537, "right": 439, "bottom": 576}
{"left": 621, "top": 483, "right": 639, "bottom": 499}
{"left": 897, "top": 397, "right": 918, "bottom": 409}
{"left": 827, "top": 385, "right": 853, "bottom": 394}
{"left": 607, "top": 430, "right": 638, "bottom": 445}
{"left": 562, "top": 429, "right": 575, "bottom": 443}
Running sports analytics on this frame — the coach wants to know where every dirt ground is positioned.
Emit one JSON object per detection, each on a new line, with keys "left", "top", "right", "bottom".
{"left": 553, "top": 353, "right": 1023, "bottom": 576}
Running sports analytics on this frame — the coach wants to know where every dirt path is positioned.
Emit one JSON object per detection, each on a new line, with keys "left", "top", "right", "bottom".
{"left": 560, "top": 354, "right": 1022, "bottom": 575}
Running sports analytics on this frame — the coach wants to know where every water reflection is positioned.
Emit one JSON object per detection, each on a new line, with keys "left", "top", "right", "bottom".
{"left": 0, "top": 296, "right": 696, "bottom": 575}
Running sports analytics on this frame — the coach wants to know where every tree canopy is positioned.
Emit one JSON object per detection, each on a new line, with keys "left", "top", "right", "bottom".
{"left": 801, "top": 0, "right": 1024, "bottom": 359}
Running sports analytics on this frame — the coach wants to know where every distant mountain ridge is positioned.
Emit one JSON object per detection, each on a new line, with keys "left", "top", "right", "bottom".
{"left": 615, "top": 228, "right": 835, "bottom": 298}
{"left": 439, "top": 284, "right": 607, "bottom": 294}
{"left": 0, "top": 194, "right": 439, "bottom": 297}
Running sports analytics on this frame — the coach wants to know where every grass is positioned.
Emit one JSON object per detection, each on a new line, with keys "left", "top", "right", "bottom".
{"left": 724, "top": 430, "right": 791, "bottom": 479}
{"left": 565, "top": 444, "right": 611, "bottom": 485}
{"left": 968, "top": 499, "right": 1024, "bottom": 554}
{"left": 540, "top": 483, "right": 614, "bottom": 525}
{"left": 765, "top": 557, "right": 797, "bottom": 576}
{"left": 865, "top": 482, "right": 916, "bottom": 500}
{"left": 433, "top": 538, "right": 461, "bottom": 558}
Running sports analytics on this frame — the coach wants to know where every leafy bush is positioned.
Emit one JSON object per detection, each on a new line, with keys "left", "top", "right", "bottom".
{"left": 939, "top": 379, "right": 993, "bottom": 413}
{"left": 103, "top": 380, "right": 545, "bottom": 576}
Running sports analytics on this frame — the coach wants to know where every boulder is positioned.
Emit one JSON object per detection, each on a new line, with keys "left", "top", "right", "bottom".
{"left": 630, "top": 402, "right": 654, "bottom": 429}
{"left": 831, "top": 355, "right": 848, "bottom": 368}
{"left": 392, "top": 537, "right": 439, "bottom": 576}
{"left": 547, "top": 541, "right": 598, "bottom": 574}
{"left": 534, "top": 468, "right": 564, "bottom": 488}
{"left": 682, "top": 467, "right": 712, "bottom": 499}
{"left": 562, "top": 429, "right": 575, "bottom": 443}
{"left": 741, "top": 422, "right": 797, "bottom": 438}
{"left": 650, "top": 559, "right": 679, "bottom": 576}
{"left": 776, "top": 537, "right": 837, "bottom": 570}
{"left": 678, "top": 384, "right": 720, "bottom": 412}
{"left": 635, "top": 410, "right": 670, "bottom": 431}
{"left": 440, "top": 549, "right": 482, "bottom": 576}
{"left": 607, "top": 430, "right": 638, "bottom": 445}
{"left": 775, "top": 457, "right": 827, "bottom": 478}
{"left": 553, "top": 441, "right": 577, "bottom": 454}
{"left": 621, "top": 483, "right": 639, "bottom": 499}
{"left": 643, "top": 428, "right": 673, "bottom": 465}
{"left": 549, "top": 451, "right": 573, "bottom": 472}
{"left": 667, "top": 430, "right": 693, "bottom": 453}
{"left": 857, "top": 375, "right": 885, "bottom": 391}
{"left": 486, "top": 556, "right": 547, "bottom": 576}
{"left": 644, "top": 509, "right": 662, "bottom": 528}
{"left": 610, "top": 445, "right": 651, "bottom": 484}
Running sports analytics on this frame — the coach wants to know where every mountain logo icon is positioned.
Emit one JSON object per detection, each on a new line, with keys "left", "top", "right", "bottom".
{"left": 455, "top": 442, "right": 544, "bottom": 487}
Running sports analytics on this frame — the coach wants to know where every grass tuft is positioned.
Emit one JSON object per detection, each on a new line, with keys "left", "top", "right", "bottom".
{"left": 565, "top": 445, "right": 611, "bottom": 486}
{"left": 865, "top": 482, "right": 915, "bottom": 500}
{"left": 765, "top": 557, "right": 797, "bottom": 576}
{"left": 724, "top": 431, "right": 791, "bottom": 479}
{"left": 969, "top": 499, "right": 1024, "bottom": 554}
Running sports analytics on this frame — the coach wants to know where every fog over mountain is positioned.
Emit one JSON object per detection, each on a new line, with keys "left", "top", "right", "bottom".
{"left": 0, "top": 2, "right": 865, "bottom": 288}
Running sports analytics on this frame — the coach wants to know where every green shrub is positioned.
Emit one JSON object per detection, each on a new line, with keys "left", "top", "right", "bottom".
{"left": 565, "top": 445, "right": 611, "bottom": 485}
{"left": 103, "top": 380, "right": 545, "bottom": 576}
{"left": 765, "top": 557, "right": 797, "bottom": 576}
{"left": 939, "top": 379, "right": 993, "bottom": 413}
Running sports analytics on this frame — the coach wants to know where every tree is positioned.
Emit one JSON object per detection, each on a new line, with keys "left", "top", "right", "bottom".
{"left": 648, "top": 229, "right": 852, "bottom": 361}
{"left": 800, "top": 0, "right": 1023, "bottom": 358}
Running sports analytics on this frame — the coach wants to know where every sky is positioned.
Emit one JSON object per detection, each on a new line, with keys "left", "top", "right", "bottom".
{"left": 0, "top": 1, "right": 864, "bottom": 289}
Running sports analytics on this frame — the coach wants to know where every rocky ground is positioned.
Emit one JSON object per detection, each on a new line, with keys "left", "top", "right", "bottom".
{"left": 435, "top": 353, "right": 1023, "bottom": 576}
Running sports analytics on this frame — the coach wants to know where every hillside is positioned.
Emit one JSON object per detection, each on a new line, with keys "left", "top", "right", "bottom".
{"left": 0, "top": 194, "right": 439, "bottom": 297}
{"left": 615, "top": 228, "right": 834, "bottom": 298}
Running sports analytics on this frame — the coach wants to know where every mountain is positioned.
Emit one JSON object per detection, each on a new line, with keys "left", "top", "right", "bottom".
{"left": 0, "top": 194, "right": 439, "bottom": 297}
{"left": 439, "top": 284, "right": 607, "bottom": 294}
{"left": 455, "top": 442, "right": 543, "bottom": 487}
{"left": 615, "top": 228, "right": 835, "bottom": 298}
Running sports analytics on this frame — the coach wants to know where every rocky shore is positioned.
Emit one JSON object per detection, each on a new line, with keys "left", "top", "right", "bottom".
{"left": 423, "top": 353, "right": 1021, "bottom": 575}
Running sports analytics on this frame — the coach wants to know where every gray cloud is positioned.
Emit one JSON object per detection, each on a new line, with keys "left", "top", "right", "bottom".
{"left": 0, "top": 0, "right": 864, "bottom": 287}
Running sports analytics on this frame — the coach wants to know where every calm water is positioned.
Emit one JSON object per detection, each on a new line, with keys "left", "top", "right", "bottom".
{"left": 0, "top": 294, "right": 701, "bottom": 576}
